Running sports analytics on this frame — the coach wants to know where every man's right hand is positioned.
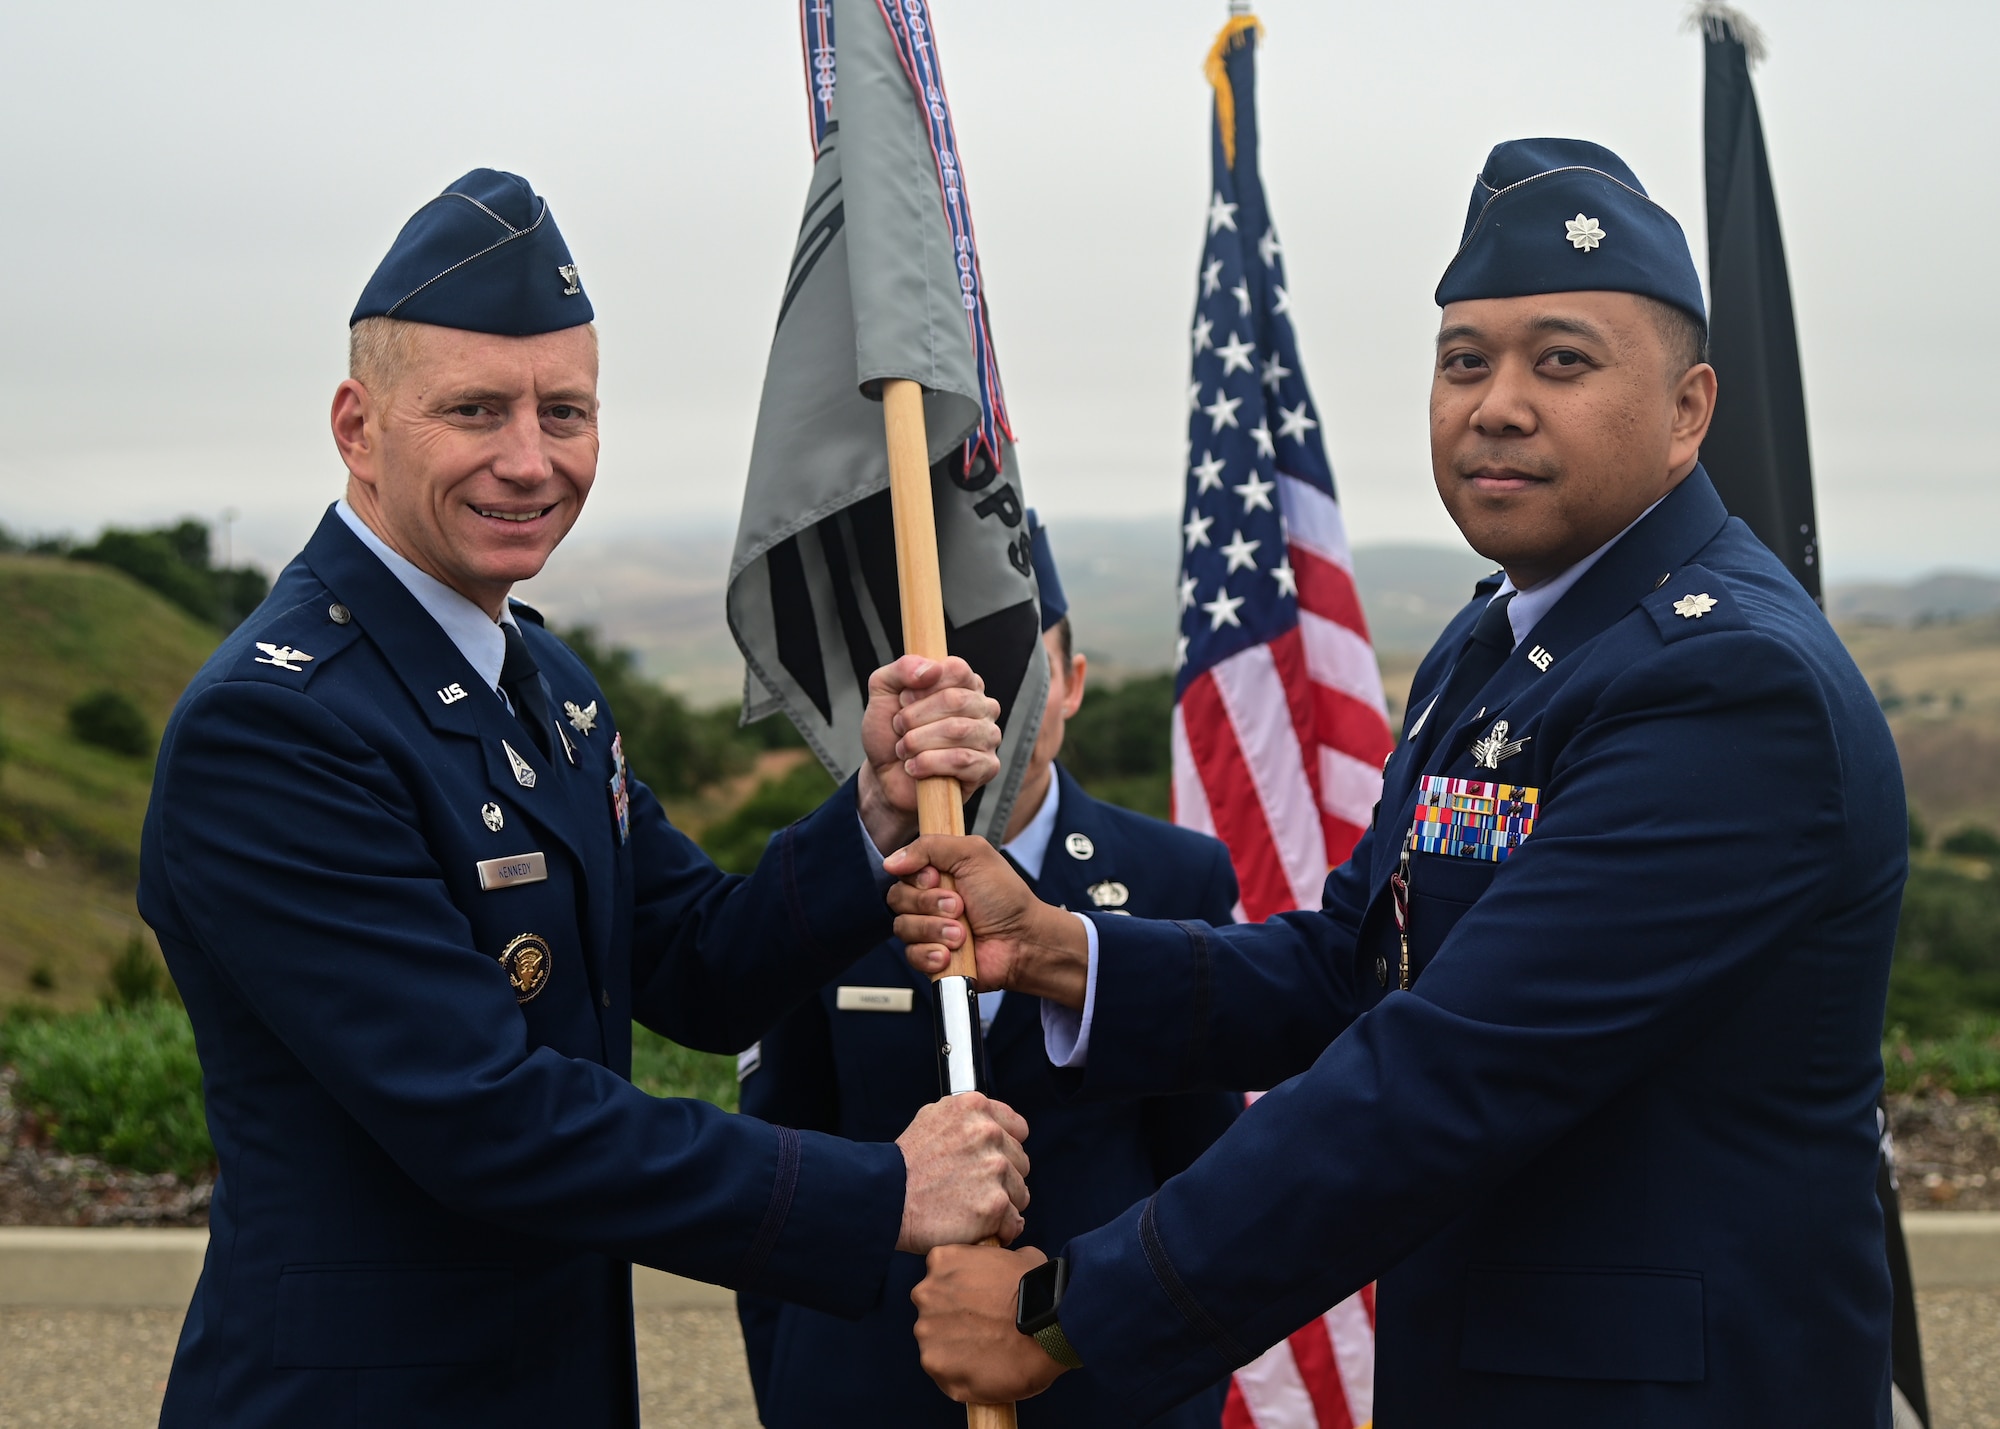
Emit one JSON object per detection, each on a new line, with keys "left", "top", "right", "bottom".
{"left": 895, "top": 1092, "right": 1032, "bottom": 1254}
{"left": 884, "top": 835, "right": 1091, "bottom": 1010}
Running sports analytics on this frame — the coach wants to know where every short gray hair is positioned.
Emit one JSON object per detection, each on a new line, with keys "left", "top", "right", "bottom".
{"left": 347, "top": 316, "right": 600, "bottom": 392}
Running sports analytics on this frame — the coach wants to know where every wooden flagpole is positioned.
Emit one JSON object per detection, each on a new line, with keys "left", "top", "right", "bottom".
{"left": 882, "top": 377, "right": 1019, "bottom": 1429}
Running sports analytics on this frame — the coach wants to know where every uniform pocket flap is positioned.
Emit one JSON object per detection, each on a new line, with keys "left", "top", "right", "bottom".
{"left": 1410, "top": 849, "right": 1501, "bottom": 905}
{"left": 274, "top": 1263, "right": 518, "bottom": 1368}
{"left": 1459, "top": 1265, "right": 1705, "bottom": 1383}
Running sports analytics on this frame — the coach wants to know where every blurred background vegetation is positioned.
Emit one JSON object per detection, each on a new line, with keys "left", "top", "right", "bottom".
{"left": 1, "top": 517, "right": 1998, "bottom": 1182}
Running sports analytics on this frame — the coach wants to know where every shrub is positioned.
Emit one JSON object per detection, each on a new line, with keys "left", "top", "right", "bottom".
{"left": 557, "top": 626, "right": 755, "bottom": 797}
{"left": 1883, "top": 1018, "right": 2000, "bottom": 1097}
{"left": 1940, "top": 824, "right": 2000, "bottom": 860}
{"left": 70, "top": 518, "right": 268, "bottom": 629}
{"left": 630, "top": 1024, "right": 739, "bottom": 1110}
{"left": 104, "top": 934, "right": 175, "bottom": 1009}
{"left": 698, "top": 760, "right": 838, "bottom": 874}
{"left": 3, "top": 1001, "right": 212, "bottom": 1177}
{"left": 67, "top": 688, "right": 153, "bottom": 757}
{"left": 1886, "top": 864, "right": 2000, "bottom": 1039}
{"left": 1062, "top": 672, "right": 1174, "bottom": 819}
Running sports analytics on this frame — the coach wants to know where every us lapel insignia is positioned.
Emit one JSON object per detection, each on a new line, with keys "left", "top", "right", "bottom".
{"left": 564, "top": 699, "right": 598, "bottom": 735}
{"left": 481, "top": 802, "right": 505, "bottom": 832}
{"left": 502, "top": 739, "right": 537, "bottom": 789}
{"left": 498, "top": 932, "right": 553, "bottom": 1003}
{"left": 608, "top": 732, "right": 630, "bottom": 844}
{"left": 254, "top": 642, "right": 312, "bottom": 672}
{"left": 1087, "top": 880, "right": 1129, "bottom": 909}
{"left": 1468, "top": 719, "right": 1532, "bottom": 771}
{"left": 1065, "top": 833, "right": 1094, "bottom": 860}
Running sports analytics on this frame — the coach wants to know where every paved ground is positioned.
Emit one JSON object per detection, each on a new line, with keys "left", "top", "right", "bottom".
{"left": 0, "top": 1296, "right": 1994, "bottom": 1426}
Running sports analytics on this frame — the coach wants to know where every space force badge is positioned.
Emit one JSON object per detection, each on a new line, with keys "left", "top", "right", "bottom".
{"left": 498, "top": 932, "right": 553, "bottom": 1003}
{"left": 1410, "top": 776, "right": 1541, "bottom": 864}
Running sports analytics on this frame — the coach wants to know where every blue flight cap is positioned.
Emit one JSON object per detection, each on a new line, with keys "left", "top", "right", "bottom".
{"left": 350, "top": 169, "right": 594, "bottom": 335}
{"left": 1435, "top": 138, "right": 1706, "bottom": 325}
{"left": 1027, "top": 510, "right": 1067, "bottom": 632}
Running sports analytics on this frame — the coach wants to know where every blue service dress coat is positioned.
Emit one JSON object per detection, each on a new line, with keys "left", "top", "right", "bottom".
{"left": 737, "top": 765, "right": 1243, "bottom": 1427}
{"left": 138, "top": 510, "right": 910, "bottom": 1429}
{"left": 1044, "top": 470, "right": 1908, "bottom": 1427}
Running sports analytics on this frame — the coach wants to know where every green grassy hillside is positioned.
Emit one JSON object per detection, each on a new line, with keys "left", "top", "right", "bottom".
{"left": 0, "top": 555, "right": 220, "bottom": 1006}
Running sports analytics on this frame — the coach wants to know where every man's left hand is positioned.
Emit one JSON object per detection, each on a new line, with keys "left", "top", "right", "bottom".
{"left": 912, "top": 1243, "right": 1070, "bottom": 1404}
{"left": 859, "top": 655, "right": 1002, "bottom": 853}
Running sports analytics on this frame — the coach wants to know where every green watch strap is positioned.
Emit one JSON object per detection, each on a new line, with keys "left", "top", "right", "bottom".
{"left": 1031, "top": 1319, "right": 1084, "bottom": 1370}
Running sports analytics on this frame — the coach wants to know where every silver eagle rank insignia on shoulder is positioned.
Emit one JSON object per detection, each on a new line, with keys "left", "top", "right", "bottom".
{"left": 254, "top": 643, "right": 313, "bottom": 672}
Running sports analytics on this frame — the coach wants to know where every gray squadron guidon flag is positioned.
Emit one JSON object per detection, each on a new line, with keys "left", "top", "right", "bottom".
{"left": 727, "top": 0, "right": 1046, "bottom": 842}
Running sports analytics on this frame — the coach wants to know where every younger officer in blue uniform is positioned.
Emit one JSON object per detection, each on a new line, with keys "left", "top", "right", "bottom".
{"left": 893, "top": 139, "right": 1908, "bottom": 1426}
{"left": 735, "top": 514, "right": 1241, "bottom": 1427}
{"left": 139, "top": 169, "right": 1030, "bottom": 1429}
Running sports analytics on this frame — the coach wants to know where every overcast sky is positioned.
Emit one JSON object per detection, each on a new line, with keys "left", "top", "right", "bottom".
{"left": 2, "top": 0, "right": 1992, "bottom": 580}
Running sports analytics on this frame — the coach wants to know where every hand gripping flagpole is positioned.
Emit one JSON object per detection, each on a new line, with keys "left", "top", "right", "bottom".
{"left": 882, "top": 377, "right": 1018, "bottom": 1429}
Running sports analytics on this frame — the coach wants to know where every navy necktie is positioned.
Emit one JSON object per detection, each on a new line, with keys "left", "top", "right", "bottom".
{"left": 499, "top": 623, "right": 552, "bottom": 761}
{"left": 1412, "top": 590, "right": 1516, "bottom": 771}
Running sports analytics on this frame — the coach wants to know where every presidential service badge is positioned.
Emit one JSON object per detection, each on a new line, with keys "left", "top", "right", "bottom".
{"left": 498, "top": 932, "right": 553, "bottom": 1003}
{"left": 608, "top": 732, "right": 630, "bottom": 845}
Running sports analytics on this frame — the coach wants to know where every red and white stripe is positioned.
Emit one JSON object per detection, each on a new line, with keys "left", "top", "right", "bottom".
{"left": 1175, "top": 477, "right": 1391, "bottom": 1428}
{"left": 1173, "top": 472, "right": 1393, "bottom": 923}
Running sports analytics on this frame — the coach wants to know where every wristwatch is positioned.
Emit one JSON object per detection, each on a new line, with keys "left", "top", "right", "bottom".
{"left": 1015, "top": 1257, "right": 1083, "bottom": 1369}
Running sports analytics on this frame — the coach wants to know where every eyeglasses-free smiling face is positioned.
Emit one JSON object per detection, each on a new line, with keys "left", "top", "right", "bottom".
{"left": 1429, "top": 290, "right": 1716, "bottom": 590}
{"left": 333, "top": 322, "right": 601, "bottom": 617}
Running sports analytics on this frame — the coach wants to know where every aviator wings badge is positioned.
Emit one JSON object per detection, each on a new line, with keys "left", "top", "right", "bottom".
{"left": 1468, "top": 719, "right": 1532, "bottom": 771}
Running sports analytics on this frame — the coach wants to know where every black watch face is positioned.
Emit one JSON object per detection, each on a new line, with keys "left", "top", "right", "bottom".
{"left": 1016, "top": 1258, "right": 1065, "bottom": 1335}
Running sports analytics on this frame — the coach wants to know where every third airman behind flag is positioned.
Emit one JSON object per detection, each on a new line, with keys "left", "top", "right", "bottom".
{"left": 728, "top": 0, "right": 1047, "bottom": 840}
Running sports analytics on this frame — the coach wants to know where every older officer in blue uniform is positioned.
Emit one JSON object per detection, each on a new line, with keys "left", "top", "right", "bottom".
{"left": 890, "top": 139, "right": 1908, "bottom": 1426}
{"left": 139, "top": 169, "right": 1032, "bottom": 1429}
{"left": 735, "top": 514, "right": 1241, "bottom": 1427}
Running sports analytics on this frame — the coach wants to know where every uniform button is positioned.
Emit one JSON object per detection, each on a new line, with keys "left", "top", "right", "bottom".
{"left": 328, "top": 603, "right": 352, "bottom": 625}
{"left": 600, "top": 989, "right": 611, "bottom": 1008}
{"left": 1374, "top": 955, "right": 1389, "bottom": 987}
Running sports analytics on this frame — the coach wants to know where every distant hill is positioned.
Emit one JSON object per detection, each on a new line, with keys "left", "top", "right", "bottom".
{"left": 0, "top": 556, "right": 220, "bottom": 1006}
{"left": 515, "top": 518, "right": 1503, "bottom": 701}
{"left": 1831, "top": 572, "right": 2000, "bottom": 627}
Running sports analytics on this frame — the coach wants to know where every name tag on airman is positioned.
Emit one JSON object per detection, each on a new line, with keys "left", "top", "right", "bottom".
{"left": 836, "top": 985, "right": 915, "bottom": 1013}
{"left": 476, "top": 852, "right": 548, "bottom": 891}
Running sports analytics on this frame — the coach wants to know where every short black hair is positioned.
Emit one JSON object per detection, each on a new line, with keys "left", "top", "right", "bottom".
{"left": 1051, "top": 615, "right": 1073, "bottom": 664}
{"left": 1643, "top": 296, "right": 1709, "bottom": 376}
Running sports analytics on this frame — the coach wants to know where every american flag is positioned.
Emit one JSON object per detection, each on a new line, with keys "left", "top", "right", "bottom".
{"left": 1172, "top": 18, "right": 1390, "bottom": 1428}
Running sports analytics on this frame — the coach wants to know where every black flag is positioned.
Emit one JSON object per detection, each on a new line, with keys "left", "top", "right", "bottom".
{"left": 1697, "top": 11, "right": 1927, "bottom": 1426}
{"left": 1697, "top": 3, "right": 1820, "bottom": 604}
